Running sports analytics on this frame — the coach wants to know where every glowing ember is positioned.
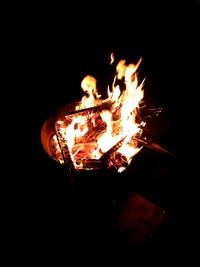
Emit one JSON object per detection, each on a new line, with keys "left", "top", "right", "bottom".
{"left": 53, "top": 54, "right": 146, "bottom": 172}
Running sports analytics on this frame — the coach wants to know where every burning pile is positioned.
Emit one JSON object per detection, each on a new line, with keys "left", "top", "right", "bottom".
{"left": 51, "top": 54, "right": 147, "bottom": 173}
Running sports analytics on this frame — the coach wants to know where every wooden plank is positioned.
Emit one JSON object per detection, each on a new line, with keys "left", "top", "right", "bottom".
{"left": 116, "top": 192, "right": 166, "bottom": 242}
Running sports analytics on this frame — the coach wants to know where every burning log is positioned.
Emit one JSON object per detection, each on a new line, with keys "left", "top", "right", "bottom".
{"left": 55, "top": 122, "right": 76, "bottom": 175}
{"left": 99, "top": 134, "right": 174, "bottom": 171}
{"left": 81, "top": 159, "right": 104, "bottom": 170}
{"left": 49, "top": 134, "right": 64, "bottom": 164}
{"left": 100, "top": 136, "right": 127, "bottom": 163}
{"left": 64, "top": 100, "right": 115, "bottom": 120}
{"left": 107, "top": 152, "right": 128, "bottom": 171}
{"left": 74, "top": 117, "right": 107, "bottom": 144}
{"left": 72, "top": 143, "right": 99, "bottom": 165}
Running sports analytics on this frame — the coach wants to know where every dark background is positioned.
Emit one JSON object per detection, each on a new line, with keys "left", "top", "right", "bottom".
{"left": 9, "top": 1, "right": 198, "bottom": 266}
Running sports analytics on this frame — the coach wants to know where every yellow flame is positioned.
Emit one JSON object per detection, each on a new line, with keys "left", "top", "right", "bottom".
{"left": 110, "top": 52, "right": 114, "bottom": 64}
{"left": 97, "top": 110, "right": 121, "bottom": 153}
{"left": 76, "top": 75, "right": 101, "bottom": 110}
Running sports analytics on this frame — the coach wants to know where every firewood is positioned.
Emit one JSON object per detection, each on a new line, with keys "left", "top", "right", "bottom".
{"left": 55, "top": 124, "right": 76, "bottom": 174}
{"left": 64, "top": 100, "right": 114, "bottom": 120}
{"left": 81, "top": 159, "right": 104, "bottom": 169}
{"left": 100, "top": 136, "right": 126, "bottom": 162}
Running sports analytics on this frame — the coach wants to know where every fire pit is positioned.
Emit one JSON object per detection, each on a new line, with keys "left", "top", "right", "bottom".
{"left": 41, "top": 53, "right": 173, "bottom": 176}
{"left": 41, "top": 55, "right": 149, "bottom": 175}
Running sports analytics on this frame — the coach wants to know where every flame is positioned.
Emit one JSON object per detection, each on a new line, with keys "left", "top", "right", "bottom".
{"left": 96, "top": 57, "right": 144, "bottom": 164}
{"left": 110, "top": 52, "right": 114, "bottom": 64}
{"left": 55, "top": 55, "right": 145, "bottom": 172}
{"left": 76, "top": 75, "right": 101, "bottom": 110}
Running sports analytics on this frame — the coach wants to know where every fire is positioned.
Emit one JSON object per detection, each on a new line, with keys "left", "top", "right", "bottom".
{"left": 76, "top": 76, "right": 102, "bottom": 110}
{"left": 55, "top": 55, "right": 146, "bottom": 172}
{"left": 110, "top": 52, "right": 114, "bottom": 64}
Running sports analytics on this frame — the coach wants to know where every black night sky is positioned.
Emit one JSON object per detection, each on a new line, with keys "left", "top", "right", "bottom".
{"left": 10, "top": 1, "right": 198, "bottom": 266}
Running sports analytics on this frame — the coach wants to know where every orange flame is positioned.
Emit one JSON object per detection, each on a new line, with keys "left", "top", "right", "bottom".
{"left": 110, "top": 52, "right": 114, "bottom": 64}
{"left": 57, "top": 55, "right": 145, "bottom": 172}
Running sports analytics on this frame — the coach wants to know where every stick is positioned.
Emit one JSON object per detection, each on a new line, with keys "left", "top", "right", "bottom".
{"left": 131, "top": 136, "right": 175, "bottom": 156}
{"left": 55, "top": 123, "right": 76, "bottom": 177}
{"left": 100, "top": 136, "right": 127, "bottom": 162}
